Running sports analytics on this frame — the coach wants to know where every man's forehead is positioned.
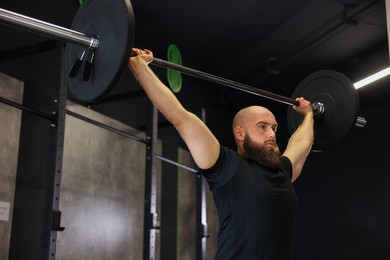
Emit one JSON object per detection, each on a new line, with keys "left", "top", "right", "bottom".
{"left": 256, "top": 118, "right": 278, "bottom": 126}
{"left": 248, "top": 110, "right": 278, "bottom": 128}
{"left": 234, "top": 105, "right": 277, "bottom": 127}
{"left": 251, "top": 109, "right": 276, "bottom": 121}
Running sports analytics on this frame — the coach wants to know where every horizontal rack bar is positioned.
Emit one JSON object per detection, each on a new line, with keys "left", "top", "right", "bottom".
{"left": 0, "top": 95, "right": 54, "bottom": 121}
{"left": 66, "top": 108, "right": 198, "bottom": 173}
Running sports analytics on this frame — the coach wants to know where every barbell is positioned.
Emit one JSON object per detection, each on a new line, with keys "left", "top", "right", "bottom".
{"left": 0, "top": 0, "right": 366, "bottom": 151}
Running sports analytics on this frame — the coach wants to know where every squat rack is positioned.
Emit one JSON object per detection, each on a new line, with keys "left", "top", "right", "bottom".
{"left": 0, "top": 41, "right": 209, "bottom": 260}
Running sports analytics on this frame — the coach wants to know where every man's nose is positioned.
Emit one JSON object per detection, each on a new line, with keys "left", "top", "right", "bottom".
{"left": 268, "top": 129, "right": 276, "bottom": 138}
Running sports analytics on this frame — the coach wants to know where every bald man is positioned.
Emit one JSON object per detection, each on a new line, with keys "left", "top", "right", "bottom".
{"left": 129, "top": 48, "right": 314, "bottom": 260}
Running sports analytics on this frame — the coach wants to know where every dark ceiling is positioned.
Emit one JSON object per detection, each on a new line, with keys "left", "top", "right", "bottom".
{"left": 0, "top": 0, "right": 388, "bottom": 147}
{"left": 130, "top": 0, "right": 388, "bottom": 89}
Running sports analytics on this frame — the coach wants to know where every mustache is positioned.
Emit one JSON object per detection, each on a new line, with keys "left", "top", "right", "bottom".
{"left": 264, "top": 140, "right": 277, "bottom": 147}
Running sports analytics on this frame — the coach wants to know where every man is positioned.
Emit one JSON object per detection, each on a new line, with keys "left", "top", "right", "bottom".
{"left": 128, "top": 48, "right": 314, "bottom": 259}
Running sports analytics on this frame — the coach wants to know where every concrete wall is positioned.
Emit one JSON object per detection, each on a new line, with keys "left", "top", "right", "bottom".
{"left": 177, "top": 151, "right": 197, "bottom": 259}
{"left": 0, "top": 73, "right": 23, "bottom": 260}
{"left": 57, "top": 101, "right": 162, "bottom": 260}
{"left": 176, "top": 149, "right": 218, "bottom": 260}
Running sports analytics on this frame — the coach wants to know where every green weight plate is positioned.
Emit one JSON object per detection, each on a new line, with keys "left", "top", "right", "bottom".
{"left": 167, "top": 44, "right": 182, "bottom": 93}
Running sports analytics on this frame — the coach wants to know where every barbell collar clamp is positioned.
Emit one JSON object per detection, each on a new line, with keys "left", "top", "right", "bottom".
{"left": 355, "top": 116, "right": 366, "bottom": 127}
{"left": 309, "top": 102, "right": 366, "bottom": 128}
{"left": 311, "top": 102, "right": 325, "bottom": 116}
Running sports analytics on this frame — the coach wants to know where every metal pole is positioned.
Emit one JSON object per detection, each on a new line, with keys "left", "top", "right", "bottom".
{"left": 143, "top": 103, "right": 159, "bottom": 260}
{"left": 156, "top": 155, "right": 198, "bottom": 173}
{"left": 0, "top": 95, "right": 54, "bottom": 121}
{"left": 0, "top": 8, "right": 99, "bottom": 49}
{"left": 196, "top": 107, "right": 209, "bottom": 260}
{"left": 66, "top": 110, "right": 148, "bottom": 144}
{"left": 151, "top": 57, "right": 300, "bottom": 107}
{"left": 42, "top": 43, "right": 69, "bottom": 259}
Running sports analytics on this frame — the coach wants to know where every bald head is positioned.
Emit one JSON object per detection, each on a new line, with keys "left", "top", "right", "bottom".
{"left": 232, "top": 106, "right": 278, "bottom": 154}
{"left": 232, "top": 106, "right": 275, "bottom": 131}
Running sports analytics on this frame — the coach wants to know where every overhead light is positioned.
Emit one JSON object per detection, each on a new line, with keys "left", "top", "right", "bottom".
{"left": 353, "top": 67, "right": 390, "bottom": 89}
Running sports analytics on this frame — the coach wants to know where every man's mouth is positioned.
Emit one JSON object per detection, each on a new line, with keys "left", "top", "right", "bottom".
{"left": 265, "top": 141, "right": 276, "bottom": 147}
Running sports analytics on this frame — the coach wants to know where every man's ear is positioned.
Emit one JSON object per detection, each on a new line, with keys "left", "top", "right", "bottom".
{"left": 233, "top": 126, "right": 245, "bottom": 141}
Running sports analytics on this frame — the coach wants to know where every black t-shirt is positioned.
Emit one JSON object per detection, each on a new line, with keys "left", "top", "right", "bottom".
{"left": 201, "top": 145, "right": 297, "bottom": 260}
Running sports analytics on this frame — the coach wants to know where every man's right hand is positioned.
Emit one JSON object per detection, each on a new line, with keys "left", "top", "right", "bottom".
{"left": 129, "top": 48, "right": 153, "bottom": 68}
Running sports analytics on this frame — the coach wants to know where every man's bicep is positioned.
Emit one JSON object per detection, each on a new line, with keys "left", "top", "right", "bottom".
{"left": 176, "top": 112, "right": 220, "bottom": 170}
{"left": 282, "top": 147, "right": 307, "bottom": 182}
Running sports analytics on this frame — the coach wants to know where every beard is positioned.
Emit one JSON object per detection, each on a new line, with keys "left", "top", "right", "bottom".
{"left": 243, "top": 135, "right": 281, "bottom": 170}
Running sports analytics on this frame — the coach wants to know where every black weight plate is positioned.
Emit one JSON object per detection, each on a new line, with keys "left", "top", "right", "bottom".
{"left": 287, "top": 70, "right": 359, "bottom": 152}
{"left": 65, "top": 0, "right": 135, "bottom": 103}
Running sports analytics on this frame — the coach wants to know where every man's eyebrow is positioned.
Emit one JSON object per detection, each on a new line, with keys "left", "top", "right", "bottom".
{"left": 256, "top": 121, "right": 278, "bottom": 127}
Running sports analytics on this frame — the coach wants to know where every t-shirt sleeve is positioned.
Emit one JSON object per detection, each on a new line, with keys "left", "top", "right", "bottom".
{"left": 279, "top": 156, "right": 293, "bottom": 179}
{"left": 200, "top": 145, "right": 241, "bottom": 190}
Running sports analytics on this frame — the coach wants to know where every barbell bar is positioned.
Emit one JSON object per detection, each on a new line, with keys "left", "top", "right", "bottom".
{"left": 0, "top": 0, "right": 366, "bottom": 151}
{"left": 0, "top": 8, "right": 99, "bottom": 49}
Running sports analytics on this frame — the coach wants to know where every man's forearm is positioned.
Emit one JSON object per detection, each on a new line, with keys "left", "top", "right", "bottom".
{"left": 129, "top": 57, "right": 186, "bottom": 125}
{"left": 289, "top": 112, "right": 314, "bottom": 152}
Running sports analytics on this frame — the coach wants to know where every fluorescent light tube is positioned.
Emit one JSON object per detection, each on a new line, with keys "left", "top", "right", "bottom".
{"left": 354, "top": 67, "right": 390, "bottom": 89}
